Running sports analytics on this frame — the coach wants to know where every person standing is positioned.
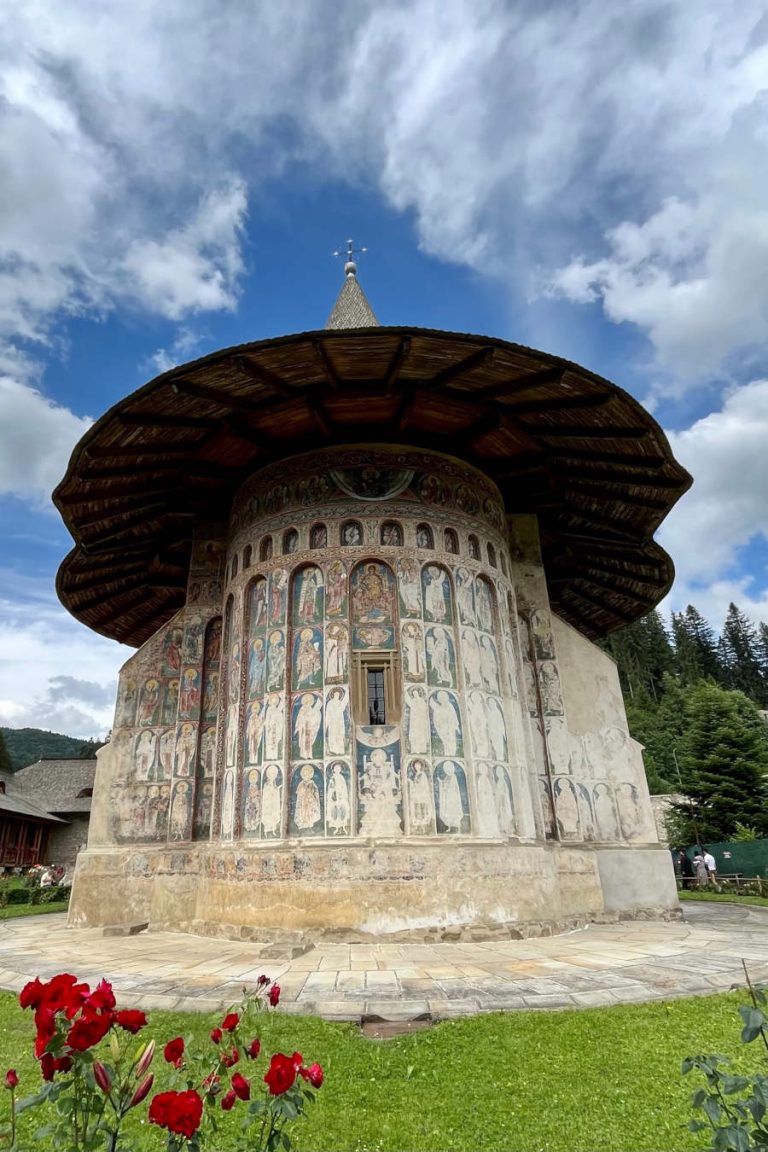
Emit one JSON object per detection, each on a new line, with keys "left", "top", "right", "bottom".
{"left": 703, "top": 849, "right": 717, "bottom": 883}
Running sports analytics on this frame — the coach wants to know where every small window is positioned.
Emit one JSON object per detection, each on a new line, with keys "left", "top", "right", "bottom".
{"left": 500, "top": 552, "right": 507, "bottom": 577}
{"left": 352, "top": 651, "right": 401, "bottom": 724}
{"left": 243, "top": 545, "right": 252, "bottom": 569}
{"left": 260, "top": 536, "right": 273, "bottom": 562}
{"left": 444, "top": 529, "right": 459, "bottom": 554}
{"left": 341, "top": 521, "right": 363, "bottom": 546}
{"left": 380, "top": 521, "right": 403, "bottom": 546}
{"left": 231, "top": 554, "right": 239, "bottom": 578}
{"left": 367, "top": 667, "right": 387, "bottom": 724}
{"left": 283, "top": 528, "right": 298, "bottom": 554}
{"left": 487, "top": 543, "right": 497, "bottom": 568}
{"left": 0, "top": 781, "right": 5, "bottom": 795}
{"left": 416, "top": 523, "right": 433, "bottom": 549}
{"left": 310, "top": 523, "right": 327, "bottom": 549}
{"left": 76, "top": 787, "right": 93, "bottom": 799}
{"left": 468, "top": 534, "right": 480, "bottom": 560}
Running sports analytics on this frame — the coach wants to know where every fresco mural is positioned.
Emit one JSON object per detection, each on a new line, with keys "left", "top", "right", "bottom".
{"left": 289, "top": 764, "right": 324, "bottom": 836}
{"left": 325, "top": 761, "right": 352, "bottom": 836}
{"left": 434, "top": 760, "right": 470, "bottom": 833}
{"left": 357, "top": 739, "right": 403, "bottom": 836}
{"left": 406, "top": 758, "right": 435, "bottom": 834}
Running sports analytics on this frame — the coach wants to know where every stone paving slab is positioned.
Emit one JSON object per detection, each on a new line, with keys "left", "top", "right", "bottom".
{"left": 0, "top": 903, "right": 766, "bottom": 1021}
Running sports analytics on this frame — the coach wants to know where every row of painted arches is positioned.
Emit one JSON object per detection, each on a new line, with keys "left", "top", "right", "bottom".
{"left": 229, "top": 523, "right": 508, "bottom": 582}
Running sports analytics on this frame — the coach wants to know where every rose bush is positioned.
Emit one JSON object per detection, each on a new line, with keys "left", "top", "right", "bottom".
{"left": 2, "top": 971, "right": 323, "bottom": 1152}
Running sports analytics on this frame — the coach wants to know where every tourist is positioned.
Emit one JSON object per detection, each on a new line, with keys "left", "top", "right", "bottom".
{"left": 703, "top": 849, "right": 717, "bottom": 883}
{"left": 693, "top": 852, "right": 708, "bottom": 887}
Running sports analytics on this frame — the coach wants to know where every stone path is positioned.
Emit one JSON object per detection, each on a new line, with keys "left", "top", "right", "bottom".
{"left": 0, "top": 903, "right": 766, "bottom": 1021}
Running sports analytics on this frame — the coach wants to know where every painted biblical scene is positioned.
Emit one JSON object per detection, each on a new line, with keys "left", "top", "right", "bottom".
{"left": 162, "top": 625, "right": 184, "bottom": 677}
{"left": 405, "top": 758, "right": 435, "bottom": 835}
{"left": 241, "top": 768, "right": 262, "bottom": 837}
{"left": 325, "top": 761, "right": 352, "bottom": 836}
{"left": 433, "top": 760, "right": 470, "bottom": 834}
{"left": 289, "top": 764, "right": 324, "bottom": 837}
{"left": 429, "top": 689, "right": 463, "bottom": 758}
{"left": 292, "top": 691, "right": 323, "bottom": 761}
{"left": 357, "top": 740, "right": 403, "bottom": 837}
{"left": 292, "top": 566, "right": 324, "bottom": 626}
{"left": 352, "top": 625, "right": 395, "bottom": 650}
{"left": 422, "top": 565, "right": 452, "bottom": 624}
{"left": 292, "top": 627, "right": 323, "bottom": 690}
{"left": 324, "top": 560, "right": 347, "bottom": 618}
{"left": 351, "top": 561, "right": 396, "bottom": 624}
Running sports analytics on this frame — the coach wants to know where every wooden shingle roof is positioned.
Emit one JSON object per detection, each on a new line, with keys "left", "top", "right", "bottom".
{"left": 54, "top": 326, "right": 691, "bottom": 645}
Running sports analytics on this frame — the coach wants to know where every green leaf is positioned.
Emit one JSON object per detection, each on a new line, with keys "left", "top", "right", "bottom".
{"left": 713, "top": 1124, "right": 750, "bottom": 1152}
{"left": 703, "top": 1095, "right": 723, "bottom": 1125}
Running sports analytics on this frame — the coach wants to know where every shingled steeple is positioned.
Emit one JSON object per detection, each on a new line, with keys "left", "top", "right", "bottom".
{"left": 325, "top": 239, "right": 378, "bottom": 329}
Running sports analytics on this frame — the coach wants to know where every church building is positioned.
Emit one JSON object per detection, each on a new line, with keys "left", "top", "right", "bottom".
{"left": 55, "top": 253, "right": 691, "bottom": 940}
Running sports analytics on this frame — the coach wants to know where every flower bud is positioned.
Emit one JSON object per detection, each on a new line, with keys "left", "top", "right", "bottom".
{"left": 221, "top": 1088, "right": 237, "bottom": 1111}
{"left": 109, "top": 1032, "right": 121, "bottom": 1064}
{"left": 129, "top": 1073, "right": 154, "bottom": 1109}
{"left": 4, "top": 1069, "right": 18, "bottom": 1090}
{"left": 93, "top": 1061, "right": 112, "bottom": 1095}
{"left": 134, "top": 1039, "right": 156, "bottom": 1079}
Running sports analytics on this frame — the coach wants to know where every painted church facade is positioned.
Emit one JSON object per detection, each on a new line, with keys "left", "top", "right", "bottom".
{"left": 60, "top": 269, "right": 689, "bottom": 939}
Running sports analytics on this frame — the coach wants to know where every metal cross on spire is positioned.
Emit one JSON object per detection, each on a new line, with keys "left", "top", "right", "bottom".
{"left": 333, "top": 238, "right": 367, "bottom": 277}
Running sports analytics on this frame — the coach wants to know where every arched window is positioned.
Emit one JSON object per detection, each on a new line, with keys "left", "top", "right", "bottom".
{"left": 231, "top": 554, "right": 239, "bottom": 578}
{"left": 259, "top": 536, "right": 273, "bottom": 562}
{"left": 468, "top": 534, "right": 480, "bottom": 560}
{"left": 444, "top": 528, "right": 459, "bottom": 554}
{"left": 243, "top": 545, "right": 252, "bottom": 570}
{"left": 283, "top": 528, "right": 298, "bottom": 555}
{"left": 416, "top": 523, "right": 434, "bottom": 549}
{"left": 76, "top": 787, "right": 93, "bottom": 799}
{"left": 380, "top": 521, "right": 403, "bottom": 546}
{"left": 499, "top": 552, "right": 507, "bottom": 577}
{"left": 341, "top": 520, "right": 363, "bottom": 546}
{"left": 349, "top": 560, "right": 401, "bottom": 724}
{"left": 487, "top": 543, "right": 497, "bottom": 568}
{"left": 310, "top": 523, "right": 327, "bottom": 549}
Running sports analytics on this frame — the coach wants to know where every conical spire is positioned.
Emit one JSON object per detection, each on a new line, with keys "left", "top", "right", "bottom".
{"left": 326, "top": 239, "right": 379, "bottom": 329}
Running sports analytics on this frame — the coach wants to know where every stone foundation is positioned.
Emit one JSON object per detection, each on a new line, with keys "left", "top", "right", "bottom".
{"left": 68, "top": 840, "right": 678, "bottom": 943}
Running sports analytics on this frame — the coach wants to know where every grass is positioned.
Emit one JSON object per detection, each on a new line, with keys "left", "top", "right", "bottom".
{"left": 679, "top": 889, "right": 768, "bottom": 907}
{"left": 0, "top": 990, "right": 764, "bottom": 1151}
{"left": 0, "top": 902, "right": 69, "bottom": 919}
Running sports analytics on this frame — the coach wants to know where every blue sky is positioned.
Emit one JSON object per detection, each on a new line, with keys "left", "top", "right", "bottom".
{"left": 2, "top": 0, "right": 768, "bottom": 737}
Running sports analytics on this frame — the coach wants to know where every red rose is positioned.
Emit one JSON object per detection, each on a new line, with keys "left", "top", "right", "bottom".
{"left": 264, "top": 1052, "right": 297, "bottom": 1096}
{"left": 220, "top": 1089, "right": 236, "bottom": 1111}
{"left": 4, "top": 1070, "right": 18, "bottom": 1090}
{"left": 40, "top": 1053, "right": 73, "bottom": 1082}
{"left": 19, "top": 978, "right": 45, "bottom": 1010}
{"left": 291, "top": 1051, "right": 303, "bottom": 1071}
{"left": 268, "top": 984, "right": 281, "bottom": 1007}
{"left": 210, "top": 1027, "right": 222, "bottom": 1044}
{"left": 245, "top": 1037, "right": 261, "bottom": 1059}
{"left": 114, "top": 1009, "right": 147, "bottom": 1034}
{"left": 86, "top": 979, "right": 116, "bottom": 1012}
{"left": 231, "top": 1072, "right": 250, "bottom": 1101}
{"left": 300, "top": 1062, "right": 324, "bottom": 1089}
{"left": 46, "top": 974, "right": 88, "bottom": 1017}
{"left": 33, "top": 1006, "right": 56, "bottom": 1058}
{"left": 256, "top": 974, "right": 269, "bottom": 988}
{"left": 67, "top": 1011, "right": 112, "bottom": 1052}
{"left": 163, "top": 1037, "right": 185, "bottom": 1067}
{"left": 222, "top": 1047, "right": 239, "bottom": 1068}
{"left": 221, "top": 1012, "right": 239, "bottom": 1032}
{"left": 149, "top": 1089, "right": 203, "bottom": 1139}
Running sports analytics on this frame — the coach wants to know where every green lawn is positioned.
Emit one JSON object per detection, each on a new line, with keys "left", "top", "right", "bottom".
{"left": 0, "top": 902, "right": 69, "bottom": 920}
{"left": 679, "top": 889, "right": 768, "bottom": 907}
{"left": 0, "top": 990, "right": 763, "bottom": 1151}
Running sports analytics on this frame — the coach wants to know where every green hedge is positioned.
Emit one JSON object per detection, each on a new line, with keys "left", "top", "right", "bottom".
{"left": 0, "top": 884, "right": 69, "bottom": 907}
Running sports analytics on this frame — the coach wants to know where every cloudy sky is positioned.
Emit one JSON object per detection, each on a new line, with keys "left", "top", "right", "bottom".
{"left": 2, "top": 0, "right": 768, "bottom": 737}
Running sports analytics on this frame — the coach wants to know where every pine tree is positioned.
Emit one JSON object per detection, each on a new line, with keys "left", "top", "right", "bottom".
{"left": 673, "top": 682, "right": 768, "bottom": 840}
{"left": 721, "top": 603, "right": 766, "bottom": 705}
{"left": 0, "top": 730, "right": 12, "bottom": 775}
{"left": 673, "top": 605, "right": 724, "bottom": 684}
{"left": 603, "top": 610, "right": 674, "bottom": 703}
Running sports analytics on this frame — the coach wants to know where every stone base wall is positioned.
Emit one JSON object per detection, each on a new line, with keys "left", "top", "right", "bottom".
{"left": 68, "top": 840, "right": 679, "bottom": 942}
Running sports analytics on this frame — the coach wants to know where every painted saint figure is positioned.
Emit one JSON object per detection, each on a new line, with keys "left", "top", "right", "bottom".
{"left": 407, "top": 759, "right": 434, "bottom": 834}
{"left": 325, "top": 688, "right": 348, "bottom": 756}
{"left": 436, "top": 761, "right": 464, "bottom": 832}
{"left": 326, "top": 762, "right": 351, "bottom": 835}
{"left": 261, "top": 765, "right": 282, "bottom": 838}
{"left": 429, "top": 691, "right": 461, "bottom": 757}
{"left": 294, "top": 765, "right": 322, "bottom": 831}
{"left": 294, "top": 693, "right": 322, "bottom": 759}
{"left": 423, "top": 565, "right": 449, "bottom": 622}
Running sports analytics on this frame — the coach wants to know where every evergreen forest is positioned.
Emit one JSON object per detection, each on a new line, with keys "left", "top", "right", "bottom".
{"left": 0, "top": 727, "right": 103, "bottom": 771}
{"left": 602, "top": 602, "right": 768, "bottom": 843}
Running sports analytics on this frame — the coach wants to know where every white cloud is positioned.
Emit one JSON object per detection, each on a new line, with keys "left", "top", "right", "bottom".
{"left": 659, "top": 379, "right": 768, "bottom": 611}
{"left": 0, "top": 571, "right": 124, "bottom": 738}
{"left": 0, "top": 376, "right": 91, "bottom": 500}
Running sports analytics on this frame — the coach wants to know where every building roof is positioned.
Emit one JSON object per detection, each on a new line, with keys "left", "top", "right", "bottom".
{"left": 12, "top": 759, "right": 96, "bottom": 815}
{"left": 326, "top": 267, "right": 379, "bottom": 329}
{"left": 54, "top": 317, "right": 691, "bottom": 645}
{"left": 0, "top": 790, "right": 66, "bottom": 824}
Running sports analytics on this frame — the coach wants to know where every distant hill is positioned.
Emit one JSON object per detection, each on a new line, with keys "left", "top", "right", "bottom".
{"left": 0, "top": 727, "right": 102, "bottom": 771}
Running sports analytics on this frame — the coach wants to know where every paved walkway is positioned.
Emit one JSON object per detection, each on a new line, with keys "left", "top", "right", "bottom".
{"left": 0, "top": 903, "right": 766, "bottom": 1021}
